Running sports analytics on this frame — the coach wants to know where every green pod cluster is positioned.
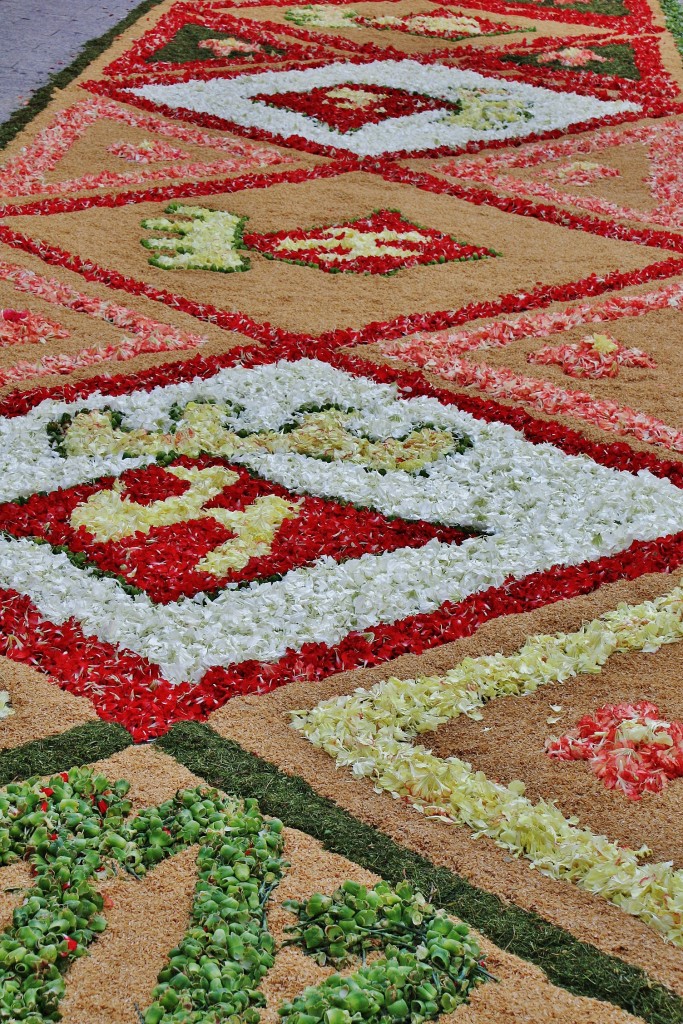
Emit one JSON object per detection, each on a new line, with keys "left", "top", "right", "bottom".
{"left": 280, "top": 880, "right": 489, "bottom": 1024}
{"left": 0, "top": 767, "right": 133, "bottom": 1022}
{"left": 144, "top": 799, "right": 286, "bottom": 1024}
{"left": 0, "top": 768, "right": 286, "bottom": 1024}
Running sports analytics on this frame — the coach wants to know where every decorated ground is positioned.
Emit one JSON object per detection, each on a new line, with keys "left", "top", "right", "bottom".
{"left": 2, "top": 0, "right": 683, "bottom": 1021}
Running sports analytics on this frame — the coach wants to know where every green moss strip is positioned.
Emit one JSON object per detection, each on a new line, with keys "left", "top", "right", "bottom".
{"left": 159, "top": 721, "right": 683, "bottom": 1024}
{"left": 0, "top": 720, "right": 131, "bottom": 785}
{"left": 0, "top": 0, "right": 167, "bottom": 151}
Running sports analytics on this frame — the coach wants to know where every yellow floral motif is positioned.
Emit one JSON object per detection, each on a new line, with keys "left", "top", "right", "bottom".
{"left": 70, "top": 463, "right": 300, "bottom": 575}
{"left": 273, "top": 226, "right": 426, "bottom": 264}
{"left": 325, "top": 86, "right": 384, "bottom": 109}
{"left": 440, "top": 89, "right": 531, "bottom": 129}
{"left": 196, "top": 492, "right": 300, "bottom": 575}
{"left": 589, "top": 333, "right": 619, "bottom": 355}
{"left": 284, "top": 5, "right": 360, "bottom": 28}
{"left": 369, "top": 14, "right": 485, "bottom": 36}
{"left": 61, "top": 404, "right": 460, "bottom": 473}
{"left": 292, "top": 584, "right": 683, "bottom": 946}
{"left": 141, "top": 203, "right": 248, "bottom": 272}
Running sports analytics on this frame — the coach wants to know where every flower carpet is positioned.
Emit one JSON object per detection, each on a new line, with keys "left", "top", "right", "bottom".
{"left": 2, "top": 0, "right": 683, "bottom": 1021}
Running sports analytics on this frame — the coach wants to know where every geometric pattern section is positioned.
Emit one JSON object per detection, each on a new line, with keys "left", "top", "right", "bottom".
{"left": 1, "top": 356, "right": 683, "bottom": 737}
{"left": 453, "top": 31, "right": 679, "bottom": 112}
{"left": 243, "top": 209, "right": 498, "bottom": 273}
{"left": 380, "top": 286, "right": 683, "bottom": 453}
{"left": 6, "top": 0, "right": 683, "bottom": 1003}
{"left": 0, "top": 456, "right": 472, "bottom": 603}
{"left": 0, "top": 97, "right": 291, "bottom": 199}
{"left": 130, "top": 59, "right": 639, "bottom": 157}
{"left": 434, "top": 117, "right": 683, "bottom": 230}
{"left": 102, "top": 6, "right": 335, "bottom": 77}
{"left": 293, "top": 583, "right": 683, "bottom": 944}
{"left": 251, "top": 83, "right": 462, "bottom": 133}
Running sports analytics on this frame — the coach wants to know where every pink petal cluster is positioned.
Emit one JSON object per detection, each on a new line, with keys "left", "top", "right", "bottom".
{"left": 537, "top": 47, "right": 607, "bottom": 67}
{"left": 528, "top": 333, "right": 656, "bottom": 378}
{"left": 383, "top": 338, "right": 683, "bottom": 452}
{"left": 546, "top": 701, "right": 683, "bottom": 800}
{"left": 0, "top": 308, "right": 70, "bottom": 347}
{"left": 107, "top": 139, "right": 187, "bottom": 163}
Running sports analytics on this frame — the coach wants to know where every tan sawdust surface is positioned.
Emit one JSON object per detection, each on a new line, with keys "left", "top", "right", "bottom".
{"left": 258, "top": 827, "right": 647, "bottom": 1024}
{"left": 208, "top": 567, "right": 683, "bottom": 994}
{"left": 0, "top": 658, "right": 96, "bottom": 751}
{"left": 420, "top": 114, "right": 683, "bottom": 229}
{"left": 429, "top": 638, "right": 683, "bottom": 867}
{"left": 0, "top": 334, "right": 251, "bottom": 400}
{"left": 504, "top": 140, "right": 658, "bottom": 213}
{"left": 88, "top": 744, "right": 206, "bottom": 812}
{"left": 59, "top": 845, "right": 199, "bottom": 1024}
{"left": 0, "top": 242, "right": 258, "bottom": 396}
{"left": 406, "top": 112, "right": 683, "bottom": 221}
{"left": 464, "top": 304, "right": 683, "bottom": 427}
{"left": 3, "top": 171, "right": 669, "bottom": 336}
{"left": 0, "top": 241, "right": 255, "bottom": 349}
{"left": 38, "top": 118, "right": 315, "bottom": 193}
{"left": 0, "top": 861, "right": 32, "bottom": 930}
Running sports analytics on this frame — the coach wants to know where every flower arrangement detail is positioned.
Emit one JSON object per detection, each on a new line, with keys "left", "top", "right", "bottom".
{"left": 0, "top": 767, "right": 487, "bottom": 1023}
{"left": 357, "top": 10, "right": 521, "bottom": 40}
{"left": 546, "top": 701, "right": 683, "bottom": 800}
{"left": 197, "top": 34, "right": 265, "bottom": 56}
{"left": 543, "top": 160, "right": 621, "bottom": 186}
{"left": 0, "top": 309, "right": 69, "bottom": 347}
{"left": 245, "top": 210, "right": 497, "bottom": 274}
{"left": 141, "top": 203, "right": 250, "bottom": 272}
{"left": 527, "top": 332, "right": 656, "bottom": 378}
{"left": 284, "top": 5, "right": 360, "bottom": 28}
{"left": 252, "top": 83, "right": 462, "bottom": 134}
{"left": 107, "top": 139, "right": 188, "bottom": 163}
{"left": 537, "top": 46, "right": 607, "bottom": 67}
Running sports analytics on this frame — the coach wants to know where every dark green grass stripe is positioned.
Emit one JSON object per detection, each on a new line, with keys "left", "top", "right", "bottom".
{"left": 159, "top": 721, "right": 683, "bottom": 1024}
{"left": 0, "top": 0, "right": 166, "bottom": 151}
{"left": 0, "top": 720, "right": 131, "bottom": 785}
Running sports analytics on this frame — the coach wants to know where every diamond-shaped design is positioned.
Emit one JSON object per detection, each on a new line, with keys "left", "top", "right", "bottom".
{"left": 0, "top": 97, "right": 290, "bottom": 199}
{"left": 243, "top": 210, "right": 497, "bottom": 274}
{"left": 437, "top": 117, "right": 683, "bottom": 230}
{"left": 132, "top": 60, "right": 638, "bottom": 157}
{"left": 251, "top": 83, "right": 459, "bottom": 134}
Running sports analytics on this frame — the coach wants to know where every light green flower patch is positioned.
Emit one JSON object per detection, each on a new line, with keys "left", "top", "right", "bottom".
{"left": 141, "top": 203, "right": 250, "bottom": 272}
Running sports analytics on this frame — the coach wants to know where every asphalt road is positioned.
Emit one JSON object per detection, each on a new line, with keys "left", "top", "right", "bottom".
{"left": 0, "top": 0, "right": 145, "bottom": 124}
